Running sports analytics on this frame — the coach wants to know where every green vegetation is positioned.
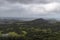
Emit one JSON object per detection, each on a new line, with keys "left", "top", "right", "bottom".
{"left": 0, "top": 18, "right": 60, "bottom": 40}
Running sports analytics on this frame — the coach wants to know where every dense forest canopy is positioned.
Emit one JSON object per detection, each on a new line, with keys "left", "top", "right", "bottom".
{"left": 0, "top": 18, "right": 60, "bottom": 40}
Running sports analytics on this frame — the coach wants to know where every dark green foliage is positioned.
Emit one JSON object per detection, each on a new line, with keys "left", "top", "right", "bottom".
{"left": 0, "top": 18, "right": 60, "bottom": 40}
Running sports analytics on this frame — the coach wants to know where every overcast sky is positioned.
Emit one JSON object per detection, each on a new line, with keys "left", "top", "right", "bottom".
{"left": 0, "top": 0, "right": 60, "bottom": 19}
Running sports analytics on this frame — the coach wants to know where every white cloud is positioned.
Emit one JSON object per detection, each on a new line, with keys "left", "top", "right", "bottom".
{"left": 0, "top": 1, "right": 60, "bottom": 14}
{"left": 0, "top": 1, "right": 60, "bottom": 13}
{"left": 0, "top": 0, "right": 60, "bottom": 18}
{"left": 18, "top": 2, "right": 60, "bottom": 14}
{"left": 27, "top": 3, "right": 60, "bottom": 13}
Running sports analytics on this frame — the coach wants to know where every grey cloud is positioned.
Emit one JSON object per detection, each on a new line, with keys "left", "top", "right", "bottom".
{"left": 0, "top": 0, "right": 59, "bottom": 19}
{"left": 6, "top": 0, "right": 60, "bottom": 4}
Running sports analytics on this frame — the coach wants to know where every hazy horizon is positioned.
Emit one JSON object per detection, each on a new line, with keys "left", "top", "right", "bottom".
{"left": 0, "top": 0, "right": 60, "bottom": 19}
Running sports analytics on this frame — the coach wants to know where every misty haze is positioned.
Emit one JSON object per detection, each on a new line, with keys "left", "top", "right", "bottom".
{"left": 0, "top": 0, "right": 60, "bottom": 40}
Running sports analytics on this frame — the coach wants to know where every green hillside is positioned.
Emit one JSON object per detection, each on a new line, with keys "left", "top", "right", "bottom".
{"left": 0, "top": 18, "right": 60, "bottom": 40}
